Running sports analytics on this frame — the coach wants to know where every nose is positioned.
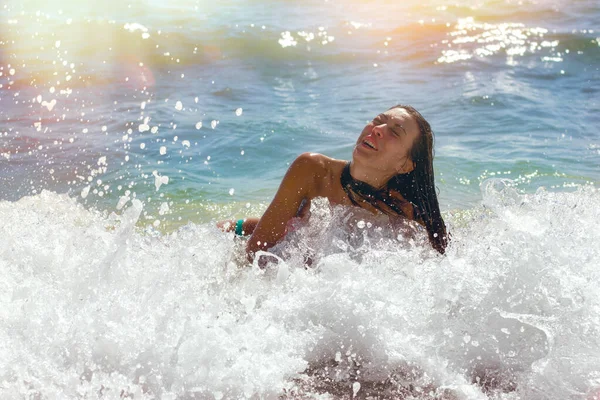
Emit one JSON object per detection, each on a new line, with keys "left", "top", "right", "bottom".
{"left": 372, "top": 123, "right": 385, "bottom": 138}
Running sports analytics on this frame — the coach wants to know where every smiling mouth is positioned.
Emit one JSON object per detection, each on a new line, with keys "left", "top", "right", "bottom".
{"left": 362, "top": 140, "right": 377, "bottom": 150}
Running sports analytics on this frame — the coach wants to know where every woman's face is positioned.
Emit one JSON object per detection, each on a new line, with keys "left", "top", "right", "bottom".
{"left": 353, "top": 107, "right": 420, "bottom": 174}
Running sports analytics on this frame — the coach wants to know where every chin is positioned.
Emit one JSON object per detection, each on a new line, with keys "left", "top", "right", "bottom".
{"left": 351, "top": 150, "right": 371, "bottom": 167}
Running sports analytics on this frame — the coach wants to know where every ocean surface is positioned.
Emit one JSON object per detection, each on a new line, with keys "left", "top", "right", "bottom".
{"left": 1, "top": 0, "right": 599, "bottom": 398}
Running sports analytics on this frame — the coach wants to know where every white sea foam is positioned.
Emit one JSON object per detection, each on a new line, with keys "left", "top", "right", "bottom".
{"left": 1, "top": 182, "right": 599, "bottom": 399}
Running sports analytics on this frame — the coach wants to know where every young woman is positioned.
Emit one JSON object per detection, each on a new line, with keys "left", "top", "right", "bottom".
{"left": 219, "top": 105, "right": 448, "bottom": 260}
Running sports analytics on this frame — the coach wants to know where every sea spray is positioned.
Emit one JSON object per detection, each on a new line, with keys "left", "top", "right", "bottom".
{"left": 1, "top": 184, "right": 599, "bottom": 398}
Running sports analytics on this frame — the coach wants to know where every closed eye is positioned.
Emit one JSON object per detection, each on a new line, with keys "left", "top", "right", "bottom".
{"left": 373, "top": 114, "right": 405, "bottom": 136}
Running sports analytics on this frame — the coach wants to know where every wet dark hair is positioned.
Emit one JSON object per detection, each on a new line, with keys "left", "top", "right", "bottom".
{"left": 341, "top": 104, "right": 448, "bottom": 254}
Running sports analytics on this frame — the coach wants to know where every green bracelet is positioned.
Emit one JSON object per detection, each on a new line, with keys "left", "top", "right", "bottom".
{"left": 235, "top": 219, "right": 244, "bottom": 236}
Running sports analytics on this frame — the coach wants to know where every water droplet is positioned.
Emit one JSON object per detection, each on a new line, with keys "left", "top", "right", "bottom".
{"left": 357, "top": 220, "right": 366, "bottom": 229}
{"left": 195, "top": 121, "right": 202, "bottom": 129}
{"left": 153, "top": 170, "right": 169, "bottom": 190}
{"left": 159, "top": 146, "right": 167, "bottom": 155}
{"left": 116, "top": 195, "right": 130, "bottom": 210}
{"left": 175, "top": 101, "right": 183, "bottom": 111}
{"left": 211, "top": 120, "right": 218, "bottom": 129}
{"left": 229, "top": 188, "right": 235, "bottom": 196}
{"left": 158, "top": 202, "right": 170, "bottom": 215}
{"left": 140, "top": 143, "right": 145, "bottom": 149}
{"left": 235, "top": 108, "right": 243, "bottom": 116}
{"left": 42, "top": 99, "right": 56, "bottom": 111}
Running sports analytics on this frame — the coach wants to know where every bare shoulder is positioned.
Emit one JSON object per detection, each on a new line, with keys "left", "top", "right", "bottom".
{"left": 290, "top": 153, "right": 346, "bottom": 197}
{"left": 292, "top": 152, "right": 346, "bottom": 176}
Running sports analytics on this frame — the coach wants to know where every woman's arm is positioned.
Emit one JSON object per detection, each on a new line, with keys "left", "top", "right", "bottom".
{"left": 245, "top": 153, "right": 319, "bottom": 261}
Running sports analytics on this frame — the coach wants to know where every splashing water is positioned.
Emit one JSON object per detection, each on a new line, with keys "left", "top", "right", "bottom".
{"left": 1, "top": 0, "right": 599, "bottom": 398}
{"left": 1, "top": 181, "right": 599, "bottom": 399}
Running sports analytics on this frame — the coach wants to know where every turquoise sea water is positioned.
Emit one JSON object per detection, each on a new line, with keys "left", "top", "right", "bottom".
{"left": 1, "top": 0, "right": 598, "bottom": 222}
{"left": 1, "top": 0, "right": 600, "bottom": 398}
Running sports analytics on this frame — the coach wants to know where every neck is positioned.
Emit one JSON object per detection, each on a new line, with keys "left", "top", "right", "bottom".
{"left": 348, "top": 161, "right": 397, "bottom": 189}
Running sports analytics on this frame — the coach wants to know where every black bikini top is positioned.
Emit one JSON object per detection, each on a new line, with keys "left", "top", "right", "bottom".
{"left": 340, "top": 162, "right": 423, "bottom": 220}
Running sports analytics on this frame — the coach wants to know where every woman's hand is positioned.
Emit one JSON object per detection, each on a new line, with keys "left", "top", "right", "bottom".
{"left": 216, "top": 219, "right": 236, "bottom": 232}
{"left": 387, "top": 188, "right": 415, "bottom": 220}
